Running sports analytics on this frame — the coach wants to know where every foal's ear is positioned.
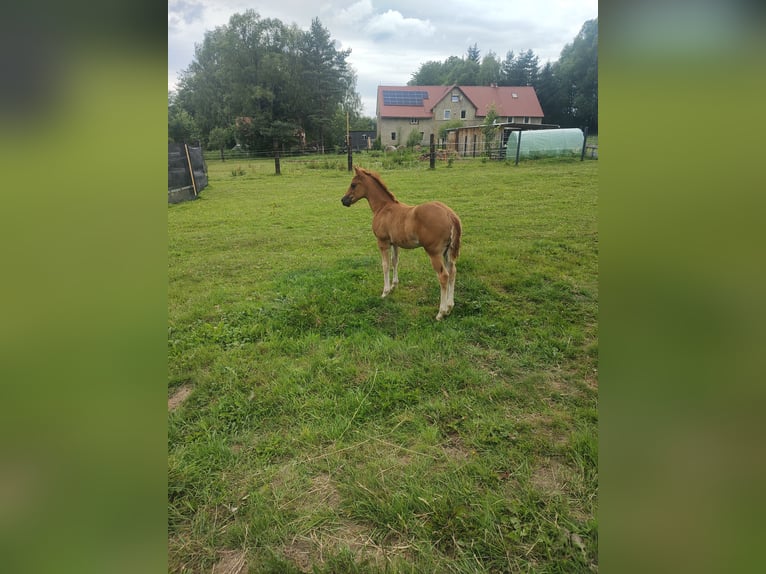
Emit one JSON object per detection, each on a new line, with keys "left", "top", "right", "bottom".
{"left": 354, "top": 166, "right": 362, "bottom": 175}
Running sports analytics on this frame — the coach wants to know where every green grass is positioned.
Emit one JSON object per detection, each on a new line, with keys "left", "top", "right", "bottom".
{"left": 168, "top": 154, "right": 598, "bottom": 572}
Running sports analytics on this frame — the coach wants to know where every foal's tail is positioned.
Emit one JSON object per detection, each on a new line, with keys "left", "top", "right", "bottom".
{"left": 448, "top": 211, "right": 462, "bottom": 263}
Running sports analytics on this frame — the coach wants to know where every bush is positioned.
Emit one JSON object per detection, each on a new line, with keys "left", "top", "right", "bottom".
{"left": 406, "top": 129, "right": 424, "bottom": 149}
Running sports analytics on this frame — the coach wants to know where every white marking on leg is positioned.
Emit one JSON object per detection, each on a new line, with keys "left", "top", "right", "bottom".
{"left": 446, "top": 262, "right": 456, "bottom": 313}
{"left": 430, "top": 252, "right": 450, "bottom": 320}
{"left": 436, "top": 266, "right": 449, "bottom": 320}
{"left": 381, "top": 247, "right": 391, "bottom": 297}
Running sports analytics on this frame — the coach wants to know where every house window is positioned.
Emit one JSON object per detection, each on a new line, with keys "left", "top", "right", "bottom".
{"left": 524, "top": 117, "right": 530, "bottom": 124}
{"left": 460, "top": 110, "right": 466, "bottom": 119}
{"left": 410, "top": 118, "right": 419, "bottom": 125}
{"left": 391, "top": 132, "right": 396, "bottom": 141}
{"left": 451, "top": 94, "right": 459, "bottom": 102}
{"left": 444, "top": 109, "right": 451, "bottom": 120}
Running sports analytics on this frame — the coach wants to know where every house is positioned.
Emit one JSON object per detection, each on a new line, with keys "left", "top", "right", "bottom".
{"left": 376, "top": 85, "right": 545, "bottom": 148}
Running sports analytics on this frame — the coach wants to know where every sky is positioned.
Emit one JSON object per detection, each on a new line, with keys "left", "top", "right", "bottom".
{"left": 168, "top": 0, "right": 598, "bottom": 117}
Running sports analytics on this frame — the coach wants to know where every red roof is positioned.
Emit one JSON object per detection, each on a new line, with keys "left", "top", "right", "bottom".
{"left": 377, "top": 85, "right": 543, "bottom": 119}
{"left": 460, "top": 86, "right": 543, "bottom": 118}
{"left": 377, "top": 85, "right": 450, "bottom": 118}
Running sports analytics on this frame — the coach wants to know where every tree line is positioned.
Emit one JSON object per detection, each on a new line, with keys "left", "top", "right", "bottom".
{"left": 409, "top": 19, "right": 597, "bottom": 132}
{"left": 168, "top": 14, "right": 597, "bottom": 154}
{"left": 169, "top": 11, "right": 360, "bottom": 155}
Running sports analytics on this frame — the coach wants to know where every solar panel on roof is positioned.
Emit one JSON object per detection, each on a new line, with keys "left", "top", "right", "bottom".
{"left": 382, "top": 90, "right": 429, "bottom": 107}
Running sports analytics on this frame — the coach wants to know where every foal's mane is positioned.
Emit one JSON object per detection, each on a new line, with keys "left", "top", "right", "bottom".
{"left": 361, "top": 168, "right": 398, "bottom": 203}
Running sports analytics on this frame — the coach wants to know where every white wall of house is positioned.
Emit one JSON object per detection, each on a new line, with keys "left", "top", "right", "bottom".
{"left": 431, "top": 89, "right": 477, "bottom": 125}
{"left": 378, "top": 118, "right": 434, "bottom": 147}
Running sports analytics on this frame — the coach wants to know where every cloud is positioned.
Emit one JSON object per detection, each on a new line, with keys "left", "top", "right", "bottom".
{"left": 365, "top": 9, "right": 435, "bottom": 41}
{"left": 337, "top": 0, "right": 375, "bottom": 26}
{"left": 168, "top": 0, "right": 205, "bottom": 33}
{"left": 331, "top": 1, "right": 435, "bottom": 43}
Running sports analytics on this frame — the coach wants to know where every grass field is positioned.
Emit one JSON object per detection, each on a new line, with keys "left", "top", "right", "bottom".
{"left": 168, "top": 154, "right": 598, "bottom": 573}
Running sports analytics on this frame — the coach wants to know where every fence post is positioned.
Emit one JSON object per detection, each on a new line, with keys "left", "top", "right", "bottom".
{"left": 515, "top": 130, "right": 522, "bottom": 165}
{"left": 347, "top": 134, "right": 353, "bottom": 171}
{"left": 273, "top": 139, "right": 281, "bottom": 175}
{"left": 184, "top": 143, "right": 198, "bottom": 197}
{"left": 580, "top": 126, "right": 589, "bottom": 161}
{"left": 429, "top": 134, "right": 435, "bottom": 169}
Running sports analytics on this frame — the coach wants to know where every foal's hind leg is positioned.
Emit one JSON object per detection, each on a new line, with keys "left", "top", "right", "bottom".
{"left": 446, "top": 260, "right": 457, "bottom": 314}
{"left": 428, "top": 252, "right": 450, "bottom": 320}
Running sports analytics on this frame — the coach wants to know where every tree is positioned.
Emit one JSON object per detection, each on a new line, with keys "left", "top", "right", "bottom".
{"left": 173, "top": 11, "right": 360, "bottom": 153}
{"left": 409, "top": 61, "right": 445, "bottom": 85}
{"left": 409, "top": 48, "right": 503, "bottom": 87}
{"left": 482, "top": 105, "right": 499, "bottom": 156}
{"left": 466, "top": 43, "right": 480, "bottom": 64}
{"left": 168, "top": 91, "right": 200, "bottom": 143}
{"left": 500, "top": 51, "right": 519, "bottom": 85}
{"left": 535, "top": 62, "right": 561, "bottom": 124}
{"left": 479, "top": 51, "right": 502, "bottom": 86}
{"left": 350, "top": 116, "right": 376, "bottom": 131}
{"left": 175, "top": 25, "right": 231, "bottom": 139}
{"left": 301, "top": 18, "right": 355, "bottom": 152}
{"left": 499, "top": 50, "right": 538, "bottom": 86}
{"left": 406, "top": 128, "right": 423, "bottom": 148}
{"left": 516, "top": 50, "right": 540, "bottom": 86}
{"left": 208, "top": 126, "right": 234, "bottom": 160}
{"left": 556, "top": 19, "right": 598, "bottom": 132}
{"left": 445, "top": 56, "right": 479, "bottom": 85}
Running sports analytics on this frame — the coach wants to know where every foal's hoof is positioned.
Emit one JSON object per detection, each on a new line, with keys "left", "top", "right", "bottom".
{"left": 436, "top": 307, "right": 453, "bottom": 321}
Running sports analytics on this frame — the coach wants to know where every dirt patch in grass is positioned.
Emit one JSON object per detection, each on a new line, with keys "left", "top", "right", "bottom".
{"left": 511, "top": 410, "right": 570, "bottom": 450}
{"left": 441, "top": 434, "right": 473, "bottom": 461}
{"left": 531, "top": 457, "right": 571, "bottom": 495}
{"left": 283, "top": 537, "right": 314, "bottom": 572}
{"left": 282, "top": 522, "right": 410, "bottom": 573}
{"left": 276, "top": 468, "right": 412, "bottom": 572}
{"left": 168, "top": 384, "right": 192, "bottom": 412}
{"left": 211, "top": 549, "right": 247, "bottom": 574}
{"left": 584, "top": 368, "right": 598, "bottom": 391}
{"left": 308, "top": 472, "right": 342, "bottom": 508}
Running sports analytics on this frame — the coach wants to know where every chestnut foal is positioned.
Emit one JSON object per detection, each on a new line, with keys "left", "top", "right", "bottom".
{"left": 341, "top": 167, "right": 462, "bottom": 320}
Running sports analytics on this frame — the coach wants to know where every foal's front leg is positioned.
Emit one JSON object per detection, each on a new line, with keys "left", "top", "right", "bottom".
{"left": 391, "top": 245, "right": 399, "bottom": 290}
{"left": 379, "top": 242, "right": 393, "bottom": 297}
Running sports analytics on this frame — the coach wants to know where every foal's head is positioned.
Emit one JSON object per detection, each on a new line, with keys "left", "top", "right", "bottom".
{"left": 341, "top": 166, "right": 370, "bottom": 207}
